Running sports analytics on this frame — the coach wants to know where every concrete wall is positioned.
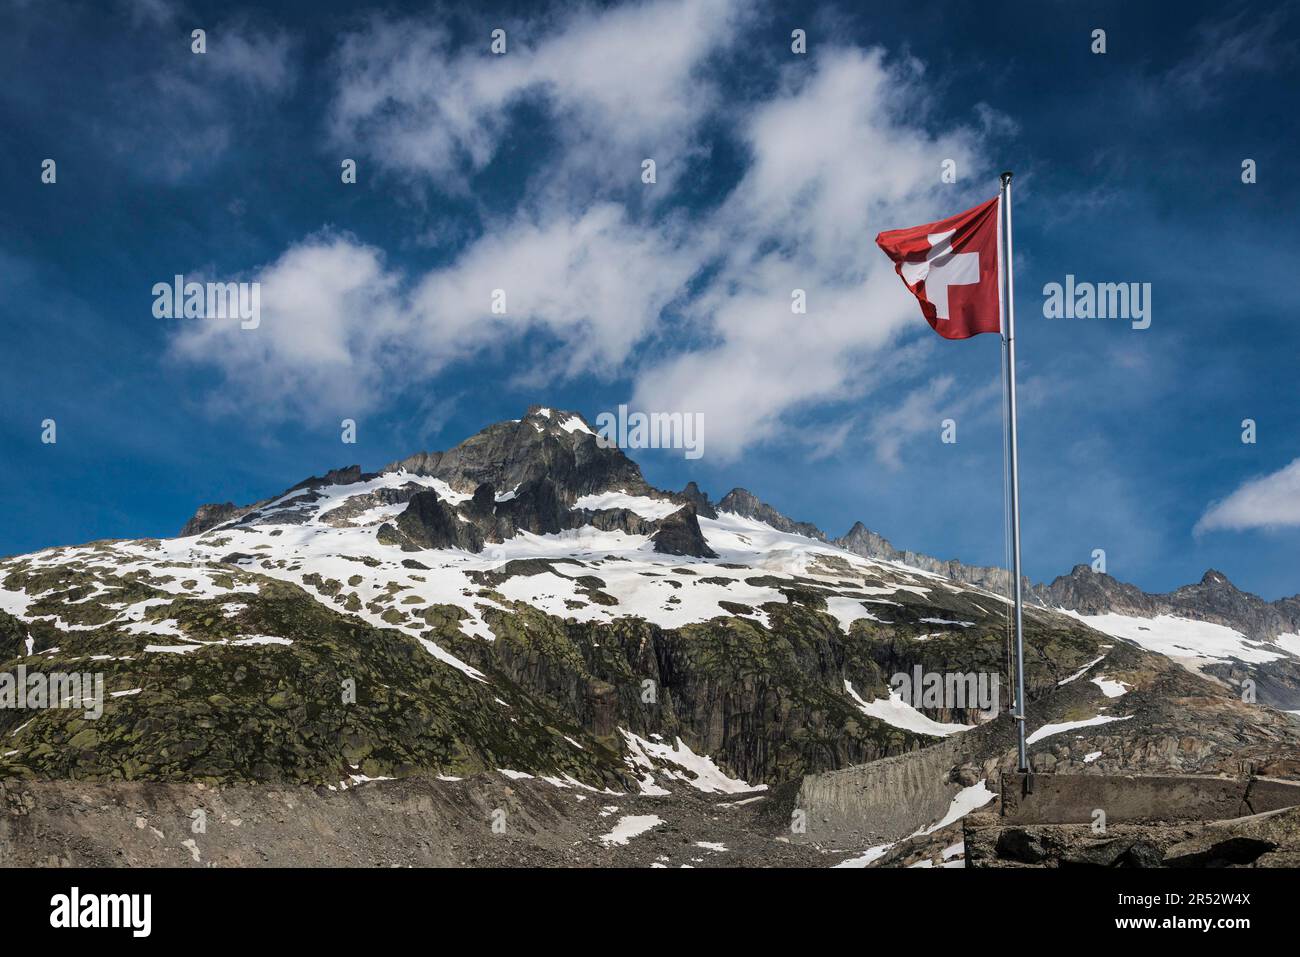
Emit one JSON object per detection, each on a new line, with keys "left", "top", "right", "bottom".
{"left": 795, "top": 738, "right": 966, "bottom": 845}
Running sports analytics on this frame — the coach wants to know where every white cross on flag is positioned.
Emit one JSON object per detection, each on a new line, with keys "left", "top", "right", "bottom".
{"left": 875, "top": 196, "right": 1002, "bottom": 339}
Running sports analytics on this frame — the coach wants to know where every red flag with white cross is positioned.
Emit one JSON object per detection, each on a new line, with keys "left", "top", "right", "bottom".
{"left": 875, "top": 196, "right": 1002, "bottom": 339}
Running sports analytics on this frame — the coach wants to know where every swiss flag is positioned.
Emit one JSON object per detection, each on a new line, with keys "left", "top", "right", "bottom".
{"left": 876, "top": 196, "right": 1001, "bottom": 339}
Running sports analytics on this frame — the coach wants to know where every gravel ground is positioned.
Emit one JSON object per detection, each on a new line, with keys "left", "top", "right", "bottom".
{"left": 0, "top": 773, "right": 851, "bottom": 868}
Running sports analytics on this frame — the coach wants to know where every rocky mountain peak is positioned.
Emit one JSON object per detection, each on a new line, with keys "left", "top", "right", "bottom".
{"left": 717, "top": 488, "right": 827, "bottom": 541}
{"left": 1037, "top": 564, "right": 1160, "bottom": 617}
{"left": 1199, "top": 569, "right": 1235, "bottom": 588}
{"left": 675, "top": 481, "right": 718, "bottom": 520}
{"left": 838, "top": 521, "right": 895, "bottom": 554}
{"left": 382, "top": 406, "right": 646, "bottom": 501}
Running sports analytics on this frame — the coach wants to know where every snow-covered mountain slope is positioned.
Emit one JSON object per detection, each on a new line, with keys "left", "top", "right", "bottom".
{"left": 1039, "top": 565, "right": 1300, "bottom": 710}
{"left": 1, "top": 406, "right": 1297, "bottom": 795}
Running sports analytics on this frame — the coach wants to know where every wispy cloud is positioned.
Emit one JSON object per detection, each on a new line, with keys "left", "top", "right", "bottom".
{"left": 867, "top": 375, "right": 957, "bottom": 470}
{"left": 99, "top": 14, "right": 299, "bottom": 181}
{"left": 1166, "top": 5, "right": 1296, "bottom": 100}
{"left": 1195, "top": 458, "right": 1300, "bottom": 533}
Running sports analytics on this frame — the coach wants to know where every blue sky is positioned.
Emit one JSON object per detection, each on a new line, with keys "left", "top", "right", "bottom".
{"left": 2, "top": 0, "right": 1297, "bottom": 598}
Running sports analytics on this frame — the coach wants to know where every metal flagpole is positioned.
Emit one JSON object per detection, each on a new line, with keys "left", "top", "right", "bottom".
{"left": 999, "top": 170, "right": 1029, "bottom": 772}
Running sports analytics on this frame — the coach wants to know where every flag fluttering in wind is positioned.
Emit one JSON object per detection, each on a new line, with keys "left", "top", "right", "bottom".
{"left": 875, "top": 175, "right": 1031, "bottom": 773}
{"left": 875, "top": 196, "right": 1001, "bottom": 339}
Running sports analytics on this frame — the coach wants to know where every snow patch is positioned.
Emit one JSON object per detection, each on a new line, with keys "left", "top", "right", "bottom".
{"left": 599, "top": 815, "right": 663, "bottom": 846}
{"left": 621, "top": 729, "right": 766, "bottom": 795}
{"left": 572, "top": 491, "right": 680, "bottom": 521}
{"left": 824, "top": 597, "right": 882, "bottom": 633}
{"left": 1026, "top": 714, "right": 1133, "bottom": 745}
{"left": 1065, "top": 611, "right": 1282, "bottom": 672}
{"left": 1091, "top": 676, "right": 1129, "bottom": 698}
{"left": 844, "top": 682, "right": 971, "bottom": 737}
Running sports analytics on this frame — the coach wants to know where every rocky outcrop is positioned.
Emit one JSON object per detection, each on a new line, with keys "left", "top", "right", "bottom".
{"left": 718, "top": 488, "right": 826, "bottom": 540}
{"left": 0, "top": 611, "right": 27, "bottom": 661}
{"left": 180, "top": 465, "right": 377, "bottom": 535}
{"left": 320, "top": 482, "right": 426, "bottom": 527}
{"left": 650, "top": 505, "right": 716, "bottom": 558}
{"left": 450, "top": 599, "right": 919, "bottom": 785}
{"left": 581, "top": 508, "right": 654, "bottom": 536}
{"left": 378, "top": 491, "right": 484, "bottom": 552}
{"left": 179, "top": 502, "right": 252, "bottom": 536}
{"left": 372, "top": 475, "right": 718, "bottom": 558}
{"left": 287, "top": 464, "right": 370, "bottom": 493}
{"left": 493, "top": 477, "right": 570, "bottom": 537}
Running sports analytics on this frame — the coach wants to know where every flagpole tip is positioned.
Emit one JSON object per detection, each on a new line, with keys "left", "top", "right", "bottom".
{"left": 1000, "top": 170, "right": 1014, "bottom": 185}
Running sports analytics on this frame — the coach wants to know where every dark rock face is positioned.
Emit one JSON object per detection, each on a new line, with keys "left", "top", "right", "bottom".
{"left": 0, "top": 610, "right": 28, "bottom": 660}
{"left": 450, "top": 600, "right": 920, "bottom": 784}
{"left": 650, "top": 506, "right": 717, "bottom": 558}
{"left": 494, "top": 478, "right": 569, "bottom": 537}
{"left": 579, "top": 508, "right": 655, "bottom": 537}
{"left": 179, "top": 502, "right": 250, "bottom": 537}
{"left": 379, "top": 491, "right": 484, "bottom": 552}
{"left": 718, "top": 488, "right": 826, "bottom": 540}
{"left": 468, "top": 483, "right": 496, "bottom": 515}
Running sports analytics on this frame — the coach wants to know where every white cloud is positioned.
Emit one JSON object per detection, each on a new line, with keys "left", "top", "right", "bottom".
{"left": 173, "top": 0, "right": 999, "bottom": 461}
{"left": 170, "top": 233, "right": 402, "bottom": 420}
{"left": 406, "top": 203, "right": 701, "bottom": 381}
{"left": 1195, "top": 459, "right": 1300, "bottom": 534}
{"left": 329, "top": 0, "right": 745, "bottom": 194}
